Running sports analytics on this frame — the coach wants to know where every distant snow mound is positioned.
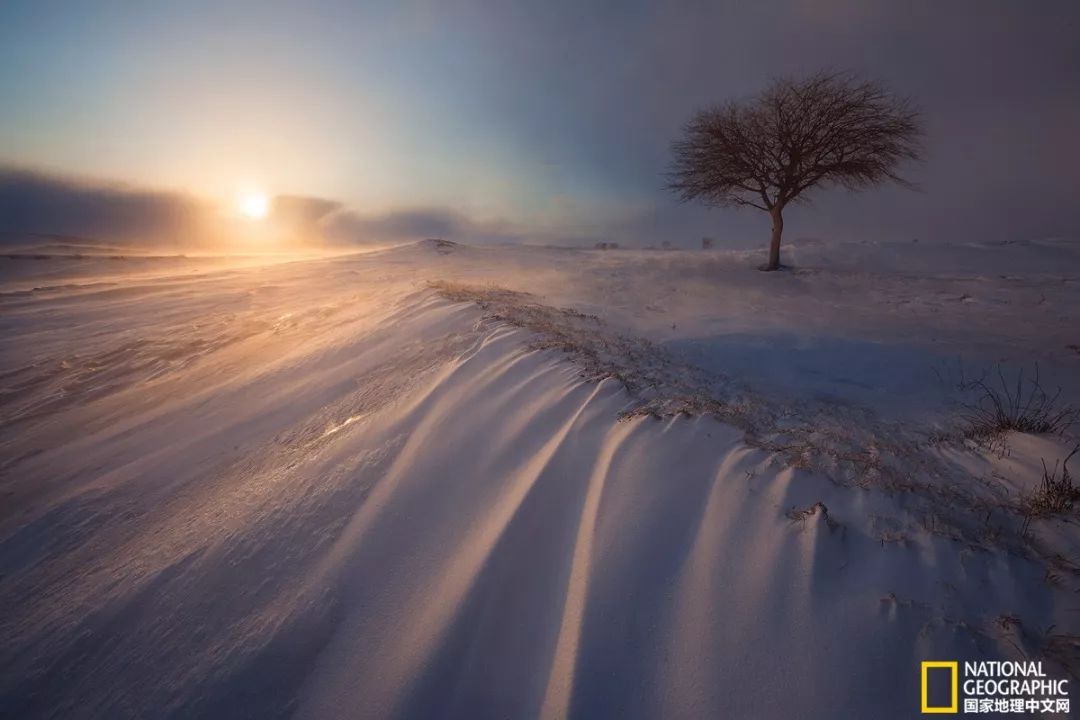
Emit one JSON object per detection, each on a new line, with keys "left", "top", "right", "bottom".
{"left": 0, "top": 232, "right": 136, "bottom": 258}
{"left": 780, "top": 236, "right": 1080, "bottom": 276}
{"left": 784, "top": 236, "right": 834, "bottom": 247}
{"left": 418, "top": 238, "right": 459, "bottom": 254}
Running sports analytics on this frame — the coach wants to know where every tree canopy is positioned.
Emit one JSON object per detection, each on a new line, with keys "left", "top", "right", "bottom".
{"left": 668, "top": 72, "right": 922, "bottom": 269}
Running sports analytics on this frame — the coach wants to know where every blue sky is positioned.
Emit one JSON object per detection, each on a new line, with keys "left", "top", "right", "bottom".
{"left": 1, "top": 0, "right": 1078, "bottom": 247}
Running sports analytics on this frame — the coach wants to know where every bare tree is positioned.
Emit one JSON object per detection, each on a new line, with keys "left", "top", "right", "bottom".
{"left": 667, "top": 72, "right": 922, "bottom": 271}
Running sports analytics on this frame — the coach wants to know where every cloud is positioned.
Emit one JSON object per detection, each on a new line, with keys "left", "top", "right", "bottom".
{"left": 268, "top": 193, "right": 586, "bottom": 247}
{"left": 271, "top": 195, "right": 343, "bottom": 230}
{"left": 326, "top": 207, "right": 472, "bottom": 241}
{"left": 269, "top": 197, "right": 501, "bottom": 246}
{"left": 1, "top": 165, "right": 764, "bottom": 251}
{"left": 0, "top": 165, "right": 606, "bottom": 250}
{"left": 320, "top": 206, "right": 536, "bottom": 246}
{"left": 0, "top": 165, "right": 217, "bottom": 247}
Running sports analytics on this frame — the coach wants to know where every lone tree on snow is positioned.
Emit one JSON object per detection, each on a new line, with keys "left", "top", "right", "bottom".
{"left": 667, "top": 72, "right": 922, "bottom": 270}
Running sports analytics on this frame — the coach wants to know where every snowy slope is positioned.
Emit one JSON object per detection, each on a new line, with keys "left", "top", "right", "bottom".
{"left": 1, "top": 238, "right": 1078, "bottom": 719}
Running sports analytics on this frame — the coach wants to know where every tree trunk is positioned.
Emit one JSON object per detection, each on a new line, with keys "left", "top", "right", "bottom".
{"left": 765, "top": 206, "right": 784, "bottom": 271}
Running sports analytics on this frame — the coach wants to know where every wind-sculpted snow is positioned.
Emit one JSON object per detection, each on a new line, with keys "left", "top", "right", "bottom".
{"left": 1, "top": 241, "right": 1078, "bottom": 719}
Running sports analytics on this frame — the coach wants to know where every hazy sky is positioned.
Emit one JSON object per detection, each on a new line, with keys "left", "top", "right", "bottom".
{"left": 1, "top": 0, "right": 1078, "bottom": 247}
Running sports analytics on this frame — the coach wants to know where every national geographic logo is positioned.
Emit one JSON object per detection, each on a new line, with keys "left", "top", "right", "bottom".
{"left": 922, "top": 662, "right": 959, "bottom": 713}
{"left": 921, "top": 660, "right": 1070, "bottom": 715}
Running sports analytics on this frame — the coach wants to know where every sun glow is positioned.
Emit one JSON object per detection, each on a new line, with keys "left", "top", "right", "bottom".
{"left": 238, "top": 192, "right": 269, "bottom": 220}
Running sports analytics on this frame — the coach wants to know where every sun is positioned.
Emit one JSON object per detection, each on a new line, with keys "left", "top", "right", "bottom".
{"left": 238, "top": 192, "right": 269, "bottom": 220}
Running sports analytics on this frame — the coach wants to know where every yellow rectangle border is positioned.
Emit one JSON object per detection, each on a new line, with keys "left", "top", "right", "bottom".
{"left": 921, "top": 661, "right": 959, "bottom": 714}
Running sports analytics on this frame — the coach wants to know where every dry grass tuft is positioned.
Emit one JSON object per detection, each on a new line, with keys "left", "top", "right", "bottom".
{"left": 786, "top": 501, "right": 841, "bottom": 531}
{"left": 1024, "top": 445, "right": 1080, "bottom": 520}
{"left": 957, "top": 363, "right": 1078, "bottom": 440}
{"left": 1042, "top": 628, "right": 1080, "bottom": 680}
{"left": 429, "top": 280, "right": 1072, "bottom": 562}
{"left": 429, "top": 280, "right": 741, "bottom": 416}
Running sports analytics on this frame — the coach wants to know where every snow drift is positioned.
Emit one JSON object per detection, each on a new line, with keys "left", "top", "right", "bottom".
{"left": 1, "top": 238, "right": 1078, "bottom": 719}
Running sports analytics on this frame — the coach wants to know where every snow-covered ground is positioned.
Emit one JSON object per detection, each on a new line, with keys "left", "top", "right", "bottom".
{"left": 1, "top": 237, "right": 1078, "bottom": 718}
